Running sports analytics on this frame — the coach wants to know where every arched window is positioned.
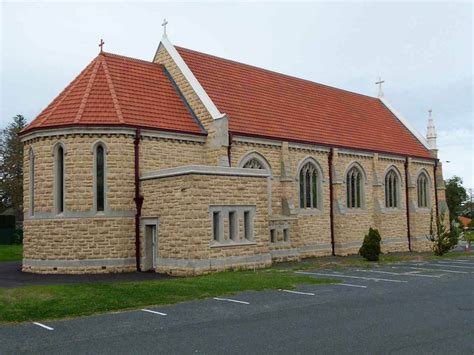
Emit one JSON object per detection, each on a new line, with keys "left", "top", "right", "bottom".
{"left": 54, "top": 145, "right": 65, "bottom": 213}
{"left": 95, "top": 145, "right": 105, "bottom": 211}
{"left": 29, "top": 148, "right": 35, "bottom": 216}
{"left": 346, "top": 166, "right": 363, "bottom": 209}
{"left": 243, "top": 158, "right": 264, "bottom": 170}
{"left": 417, "top": 172, "right": 429, "bottom": 208}
{"left": 385, "top": 169, "right": 399, "bottom": 208}
{"left": 299, "top": 162, "right": 319, "bottom": 209}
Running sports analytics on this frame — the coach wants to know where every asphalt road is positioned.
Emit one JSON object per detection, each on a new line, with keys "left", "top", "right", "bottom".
{"left": 1, "top": 257, "right": 473, "bottom": 354}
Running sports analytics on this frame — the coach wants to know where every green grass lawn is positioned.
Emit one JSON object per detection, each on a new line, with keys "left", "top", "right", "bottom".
{"left": 0, "top": 269, "right": 336, "bottom": 323}
{"left": 0, "top": 245, "right": 22, "bottom": 262}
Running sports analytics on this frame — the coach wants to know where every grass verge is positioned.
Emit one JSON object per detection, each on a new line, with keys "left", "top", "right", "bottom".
{"left": 0, "top": 269, "right": 336, "bottom": 323}
{"left": 0, "top": 245, "right": 22, "bottom": 262}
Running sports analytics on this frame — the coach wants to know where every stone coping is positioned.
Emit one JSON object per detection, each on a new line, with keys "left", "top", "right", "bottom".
{"left": 141, "top": 165, "right": 269, "bottom": 180}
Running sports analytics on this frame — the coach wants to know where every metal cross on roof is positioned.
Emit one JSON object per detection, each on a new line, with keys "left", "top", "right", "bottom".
{"left": 162, "top": 18, "right": 168, "bottom": 36}
{"left": 99, "top": 39, "right": 105, "bottom": 53}
{"left": 375, "top": 77, "right": 385, "bottom": 98}
{"left": 428, "top": 109, "right": 432, "bottom": 117}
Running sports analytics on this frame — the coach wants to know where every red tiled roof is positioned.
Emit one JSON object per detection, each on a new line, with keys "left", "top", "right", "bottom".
{"left": 22, "top": 52, "right": 204, "bottom": 135}
{"left": 458, "top": 216, "right": 472, "bottom": 228}
{"left": 176, "top": 47, "right": 433, "bottom": 159}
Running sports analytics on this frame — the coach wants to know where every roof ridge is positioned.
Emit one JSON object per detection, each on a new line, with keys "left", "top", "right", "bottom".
{"left": 34, "top": 56, "right": 98, "bottom": 127}
{"left": 102, "top": 51, "right": 157, "bottom": 66}
{"left": 175, "top": 46, "right": 378, "bottom": 101}
{"left": 101, "top": 56, "right": 125, "bottom": 123}
{"left": 74, "top": 57, "right": 102, "bottom": 123}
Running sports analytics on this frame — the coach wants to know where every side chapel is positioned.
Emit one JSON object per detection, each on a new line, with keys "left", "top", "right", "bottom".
{"left": 21, "top": 30, "right": 447, "bottom": 275}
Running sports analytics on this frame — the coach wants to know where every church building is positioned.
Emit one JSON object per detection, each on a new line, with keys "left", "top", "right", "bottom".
{"left": 20, "top": 31, "right": 448, "bottom": 275}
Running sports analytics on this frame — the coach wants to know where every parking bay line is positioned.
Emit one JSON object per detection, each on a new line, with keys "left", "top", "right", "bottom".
{"left": 213, "top": 297, "right": 250, "bottom": 305}
{"left": 440, "top": 260, "right": 474, "bottom": 265}
{"left": 354, "top": 269, "right": 442, "bottom": 278}
{"left": 32, "top": 322, "right": 54, "bottom": 331}
{"left": 336, "top": 283, "right": 367, "bottom": 288}
{"left": 295, "top": 271, "right": 407, "bottom": 283}
{"left": 434, "top": 262, "right": 474, "bottom": 269}
{"left": 279, "top": 289, "right": 315, "bottom": 296}
{"left": 402, "top": 266, "right": 468, "bottom": 274}
{"left": 141, "top": 309, "right": 167, "bottom": 316}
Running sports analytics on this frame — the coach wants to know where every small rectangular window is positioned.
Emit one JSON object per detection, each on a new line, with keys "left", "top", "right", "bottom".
{"left": 244, "top": 211, "right": 251, "bottom": 240}
{"left": 270, "top": 229, "right": 276, "bottom": 243}
{"left": 213, "top": 212, "right": 220, "bottom": 241}
{"left": 229, "top": 211, "right": 236, "bottom": 241}
{"left": 283, "top": 228, "right": 289, "bottom": 242}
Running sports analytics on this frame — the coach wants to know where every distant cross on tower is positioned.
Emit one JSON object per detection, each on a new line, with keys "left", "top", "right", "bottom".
{"left": 162, "top": 18, "right": 169, "bottom": 36}
{"left": 375, "top": 77, "right": 385, "bottom": 98}
{"left": 428, "top": 109, "right": 432, "bottom": 118}
{"left": 99, "top": 39, "right": 105, "bottom": 53}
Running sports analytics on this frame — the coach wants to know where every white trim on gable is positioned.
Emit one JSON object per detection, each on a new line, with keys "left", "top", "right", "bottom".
{"left": 379, "top": 97, "right": 431, "bottom": 151}
{"left": 158, "top": 36, "right": 226, "bottom": 121}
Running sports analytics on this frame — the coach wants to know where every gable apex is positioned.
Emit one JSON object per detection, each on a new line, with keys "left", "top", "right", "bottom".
{"left": 154, "top": 36, "right": 226, "bottom": 121}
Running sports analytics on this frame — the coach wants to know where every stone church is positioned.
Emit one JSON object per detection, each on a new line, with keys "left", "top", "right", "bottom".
{"left": 20, "top": 33, "right": 447, "bottom": 275}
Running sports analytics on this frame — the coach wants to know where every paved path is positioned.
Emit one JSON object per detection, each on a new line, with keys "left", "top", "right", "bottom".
{"left": 0, "top": 262, "right": 171, "bottom": 288}
{"left": 1, "top": 257, "right": 473, "bottom": 354}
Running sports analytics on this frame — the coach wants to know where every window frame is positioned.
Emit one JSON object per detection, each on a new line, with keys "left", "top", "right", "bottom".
{"left": 384, "top": 168, "right": 400, "bottom": 209}
{"left": 296, "top": 157, "right": 324, "bottom": 211}
{"left": 345, "top": 163, "right": 366, "bottom": 210}
{"left": 53, "top": 142, "right": 66, "bottom": 214}
{"left": 28, "top": 148, "right": 35, "bottom": 216}
{"left": 92, "top": 141, "right": 107, "bottom": 213}
{"left": 416, "top": 171, "right": 430, "bottom": 209}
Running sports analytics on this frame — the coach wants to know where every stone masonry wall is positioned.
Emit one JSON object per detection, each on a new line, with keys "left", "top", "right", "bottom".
{"left": 141, "top": 174, "right": 270, "bottom": 275}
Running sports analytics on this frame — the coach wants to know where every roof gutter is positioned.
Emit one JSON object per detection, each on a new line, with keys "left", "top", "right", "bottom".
{"left": 134, "top": 128, "right": 144, "bottom": 272}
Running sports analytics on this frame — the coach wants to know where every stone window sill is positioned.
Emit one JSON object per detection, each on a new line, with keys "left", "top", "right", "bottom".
{"left": 210, "top": 240, "right": 256, "bottom": 248}
{"left": 295, "top": 208, "right": 324, "bottom": 216}
{"left": 270, "top": 241, "right": 291, "bottom": 246}
{"left": 345, "top": 208, "right": 367, "bottom": 215}
{"left": 380, "top": 207, "right": 402, "bottom": 214}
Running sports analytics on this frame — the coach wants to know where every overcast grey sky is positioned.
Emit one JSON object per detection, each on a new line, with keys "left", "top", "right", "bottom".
{"left": 1, "top": 1, "right": 473, "bottom": 186}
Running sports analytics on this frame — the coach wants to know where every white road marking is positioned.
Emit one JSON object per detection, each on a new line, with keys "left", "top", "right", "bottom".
{"left": 441, "top": 260, "right": 474, "bottom": 265}
{"left": 295, "top": 271, "right": 407, "bottom": 283}
{"left": 336, "top": 283, "right": 367, "bottom": 288}
{"left": 406, "top": 266, "right": 468, "bottom": 274}
{"left": 32, "top": 322, "right": 54, "bottom": 331}
{"left": 355, "top": 269, "right": 441, "bottom": 278}
{"left": 141, "top": 309, "right": 167, "bottom": 316}
{"left": 279, "top": 289, "right": 315, "bottom": 296}
{"left": 435, "top": 262, "right": 474, "bottom": 269}
{"left": 213, "top": 297, "right": 249, "bottom": 305}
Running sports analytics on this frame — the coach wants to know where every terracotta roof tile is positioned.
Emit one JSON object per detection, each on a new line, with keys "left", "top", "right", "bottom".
{"left": 176, "top": 47, "right": 433, "bottom": 158}
{"left": 23, "top": 53, "right": 204, "bottom": 135}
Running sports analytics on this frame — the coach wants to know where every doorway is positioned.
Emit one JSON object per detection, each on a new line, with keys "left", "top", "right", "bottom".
{"left": 144, "top": 224, "right": 157, "bottom": 271}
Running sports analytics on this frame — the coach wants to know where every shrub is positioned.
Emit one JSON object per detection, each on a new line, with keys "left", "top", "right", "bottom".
{"left": 427, "top": 209, "right": 456, "bottom": 256}
{"left": 359, "top": 227, "right": 381, "bottom": 261}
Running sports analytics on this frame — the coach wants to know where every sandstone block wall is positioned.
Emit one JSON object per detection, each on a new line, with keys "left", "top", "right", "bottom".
{"left": 141, "top": 173, "right": 271, "bottom": 275}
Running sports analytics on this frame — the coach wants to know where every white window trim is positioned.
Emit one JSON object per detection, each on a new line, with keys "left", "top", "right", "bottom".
{"left": 52, "top": 142, "right": 66, "bottom": 215}
{"left": 91, "top": 140, "right": 108, "bottom": 213}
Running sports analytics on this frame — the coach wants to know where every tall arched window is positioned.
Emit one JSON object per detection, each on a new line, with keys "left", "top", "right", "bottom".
{"left": 55, "top": 145, "right": 65, "bottom": 213}
{"left": 29, "top": 148, "right": 35, "bottom": 216}
{"left": 299, "top": 162, "right": 319, "bottom": 209}
{"left": 417, "top": 172, "right": 429, "bottom": 208}
{"left": 96, "top": 145, "right": 105, "bottom": 211}
{"left": 385, "top": 169, "right": 399, "bottom": 208}
{"left": 346, "top": 166, "right": 363, "bottom": 209}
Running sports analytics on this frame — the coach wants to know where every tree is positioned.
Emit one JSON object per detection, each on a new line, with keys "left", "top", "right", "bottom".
{"left": 0, "top": 115, "right": 27, "bottom": 216}
{"left": 427, "top": 208, "right": 459, "bottom": 256}
{"left": 445, "top": 176, "right": 468, "bottom": 222}
{"left": 359, "top": 227, "right": 381, "bottom": 261}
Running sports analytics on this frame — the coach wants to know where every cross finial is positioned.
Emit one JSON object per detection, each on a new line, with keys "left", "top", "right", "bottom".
{"left": 162, "top": 18, "right": 168, "bottom": 37}
{"left": 375, "top": 77, "right": 385, "bottom": 98}
{"left": 99, "top": 39, "right": 105, "bottom": 53}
